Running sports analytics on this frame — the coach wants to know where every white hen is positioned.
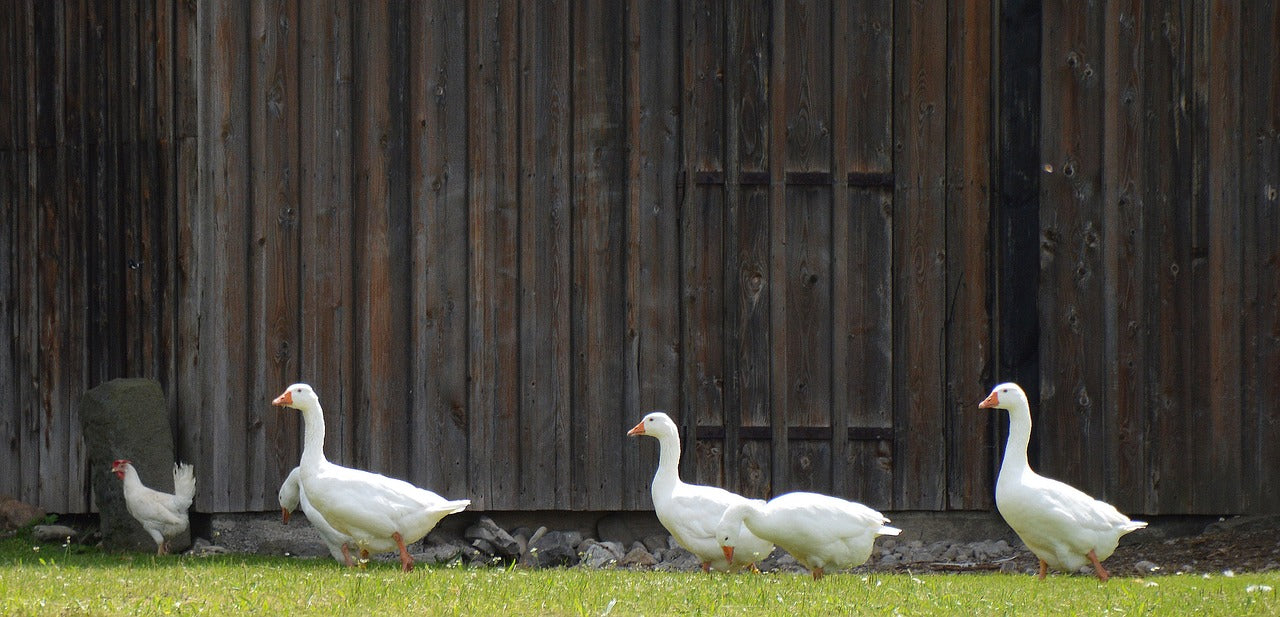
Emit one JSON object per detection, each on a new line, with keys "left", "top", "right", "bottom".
{"left": 112, "top": 459, "right": 195, "bottom": 555}
{"left": 981, "top": 382, "right": 1147, "bottom": 581}
{"left": 628, "top": 411, "right": 775, "bottom": 572}
{"left": 717, "top": 492, "right": 900, "bottom": 579}
{"left": 273, "top": 383, "right": 470, "bottom": 572}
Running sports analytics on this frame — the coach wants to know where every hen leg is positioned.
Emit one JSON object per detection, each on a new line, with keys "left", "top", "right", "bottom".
{"left": 811, "top": 567, "right": 825, "bottom": 581}
{"left": 1087, "top": 549, "right": 1110, "bottom": 582}
{"left": 340, "top": 543, "right": 356, "bottom": 568}
{"left": 700, "top": 562, "right": 711, "bottom": 574}
{"left": 1037, "top": 559, "right": 1048, "bottom": 580}
{"left": 394, "top": 532, "right": 414, "bottom": 572}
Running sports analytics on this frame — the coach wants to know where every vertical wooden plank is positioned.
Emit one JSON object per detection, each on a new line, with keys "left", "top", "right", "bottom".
{"left": 351, "top": 0, "right": 411, "bottom": 479}
{"left": 14, "top": 0, "right": 40, "bottom": 507}
{"left": 571, "top": 1, "right": 627, "bottom": 510}
{"left": 944, "top": 0, "right": 994, "bottom": 510}
{"left": 152, "top": 0, "right": 180, "bottom": 425}
{"left": 681, "top": 0, "right": 728, "bottom": 490}
{"left": 1039, "top": 0, "right": 1107, "bottom": 499}
{"left": 467, "top": 0, "right": 520, "bottom": 510}
{"left": 765, "top": 0, "right": 790, "bottom": 499}
{"left": 519, "top": 0, "right": 571, "bottom": 509}
{"left": 893, "top": 0, "right": 948, "bottom": 510}
{"left": 1102, "top": 0, "right": 1150, "bottom": 513}
{"left": 33, "top": 0, "right": 73, "bottom": 511}
{"left": 628, "top": 0, "right": 683, "bottom": 499}
{"left": 408, "top": 0, "right": 471, "bottom": 498}
{"left": 173, "top": 0, "right": 202, "bottom": 497}
{"left": 1242, "top": 0, "right": 1280, "bottom": 514}
{"left": 0, "top": 0, "right": 20, "bottom": 500}
{"left": 196, "top": 0, "right": 252, "bottom": 510}
{"left": 833, "top": 0, "right": 894, "bottom": 508}
{"left": 64, "top": 0, "right": 90, "bottom": 511}
{"left": 725, "top": 0, "right": 773, "bottom": 500}
{"left": 1141, "top": 0, "right": 1192, "bottom": 514}
{"left": 994, "top": 0, "right": 1041, "bottom": 483}
{"left": 1194, "top": 0, "right": 1243, "bottom": 514}
{"left": 248, "top": 0, "right": 300, "bottom": 511}
{"left": 781, "top": 0, "right": 833, "bottom": 494}
{"left": 297, "top": 0, "right": 356, "bottom": 472}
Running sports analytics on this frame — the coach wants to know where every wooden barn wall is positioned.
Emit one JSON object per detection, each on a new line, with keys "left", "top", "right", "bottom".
{"left": 1034, "top": 0, "right": 1280, "bottom": 515}
{"left": 1, "top": 0, "right": 1276, "bottom": 516}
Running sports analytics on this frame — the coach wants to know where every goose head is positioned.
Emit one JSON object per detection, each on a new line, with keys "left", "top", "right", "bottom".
{"left": 715, "top": 500, "right": 763, "bottom": 562}
{"left": 627, "top": 411, "right": 679, "bottom": 439}
{"left": 273, "top": 383, "right": 320, "bottom": 411}
{"left": 979, "top": 382, "right": 1029, "bottom": 411}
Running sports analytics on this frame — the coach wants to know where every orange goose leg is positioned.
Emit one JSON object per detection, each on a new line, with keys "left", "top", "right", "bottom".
{"left": 1087, "top": 549, "right": 1110, "bottom": 582}
{"left": 394, "top": 532, "right": 414, "bottom": 572}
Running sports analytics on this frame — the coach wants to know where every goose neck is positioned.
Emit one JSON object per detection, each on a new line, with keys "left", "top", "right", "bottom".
{"left": 652, "top": 432, "right": 683, "bottom": 489}
{"left": 1000, "top": 403, "right": 1033, "bottom": 476}
{"left": 297, "top": 404, "right": 329, "bottom": 468}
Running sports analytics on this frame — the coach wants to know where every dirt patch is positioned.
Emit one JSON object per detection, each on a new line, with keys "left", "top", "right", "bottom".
{"left": 884, "top": 516, "right": 1280, "bottom": 576}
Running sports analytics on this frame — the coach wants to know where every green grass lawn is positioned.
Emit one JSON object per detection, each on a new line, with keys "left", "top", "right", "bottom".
{"left": 1, "top": 534, "right": 1277, "bottom": 616}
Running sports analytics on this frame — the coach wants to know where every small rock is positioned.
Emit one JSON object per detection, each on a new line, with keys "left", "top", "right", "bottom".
{"left": 621, "top": 546, "right": 657, "bottom": 568}
{"left": 0, "top": 496, "right": 45, "bottom": 531}
{"left": 187, "top": 539, "right": 231, "bottom": 557}
{"left": 527, "top": 526, "right": 548, "bottom": 547}
{"left": 32, "top": 524, "right": 78, "bottom": 543}
{"left": 415, "top": 543, "right": 463, "bottom": 565}
{"left": 1134, "top": 560, "right": 1160, "bottom": 574}
{"left": 879, "top": 553, "right": 900, "bottom": 566}
{"left": 465, "top": 517, "right": 521, "bottom": 559}
{"left": 642, "top": 534, "right": 668, "bottom": 553}
{"left": 657, "top": 546, "right": 700, "bottom": 571}
{"left": 579, "top": 541, "right": 620, "bottom": 568}
{"left": 521, "top": 530, "right": 580, "bottom": 568}
{"left": 471, "top": 538, "right": 497, "bottom": 556}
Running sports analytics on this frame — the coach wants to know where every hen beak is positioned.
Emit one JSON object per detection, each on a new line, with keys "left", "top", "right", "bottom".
{"left": 722, "top": 546, "right": 734, "bottom": 562}
{"left": 978, "top": 391, "right": 999, "bottom": 409}
{"left": 272, "top": 390, "right": 293, "bottom": 406}
{"left": 626, "top": 421, "right": 645, "bottom": 436}
{"left": 281, "top": 507, "right": 291, "bottom": 525}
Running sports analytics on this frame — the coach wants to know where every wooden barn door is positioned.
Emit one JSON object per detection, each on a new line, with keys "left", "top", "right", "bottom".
{"left": 678, "top": 0, "right": 995, "bottom": 511}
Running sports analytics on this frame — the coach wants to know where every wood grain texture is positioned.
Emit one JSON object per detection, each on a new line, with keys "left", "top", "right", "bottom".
{"left": 680, "top": 0, "right": 728, "bottom": 490}
{"left": 3, "top": 1, "right": 1279, "bottom": 515}
{"left": 892, "top": 0, "right": 948, "bottom": 510}
{"left": 518, "top": 0, "right": 572, "bottom": 509}
{"left": 833, "top": 0, "right": 894, "bottom": 509}
{"left": 944, "top": 0, "right": 994, "bottom": 510}
{"left": 409, "top": 0, "right": 471, "bottom": 500}
{"left": 571, "top": 0, "right": 626, "bottom": 510}
{"left": 1039, "top": 0, "right": 1108, "bottom": 500}
{"left": 1101, "top": 0, "right": 1150, "bottom": 513}
{"left": 1241, "top": 0, "right": 1280, "bottom": 514}
{"left": 248, "top": 0, "right": 300, "bottom": 511}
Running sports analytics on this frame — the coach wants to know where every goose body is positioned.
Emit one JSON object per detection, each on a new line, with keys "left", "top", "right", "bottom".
{"left": 278, "top": 466, "right": 354, "bottom": 563}
{"left": 273, "top": 383, "right": 470, "bottom": 571}
{"left": 717, "top": 492, "right": 900, "bottom": 579}
{"left": 628, "top": 412, "right": 774, "bottom": 572}
{"left": 981, "top": 382, "right": 1147, "bottom": 581}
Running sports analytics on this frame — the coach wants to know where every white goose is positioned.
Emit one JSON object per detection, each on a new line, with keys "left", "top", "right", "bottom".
{"left": 716, "top": 492, "right": 900, "bottom": 579}
{"left": 273, "top": 383, "right": 471, "bottom": 571}
{"left": 628, "top": 411, "right": 774, "bottom": 572}
{"left": 981, "top": 382, "right": 1147, "bottom": 581}
{"left": 277, "top": 467, "right": 353, "bottom": 564}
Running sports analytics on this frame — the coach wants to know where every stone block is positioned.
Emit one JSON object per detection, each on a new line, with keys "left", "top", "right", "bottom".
{"left": 80, "top": 378, "right": 190, "bottom": 553}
